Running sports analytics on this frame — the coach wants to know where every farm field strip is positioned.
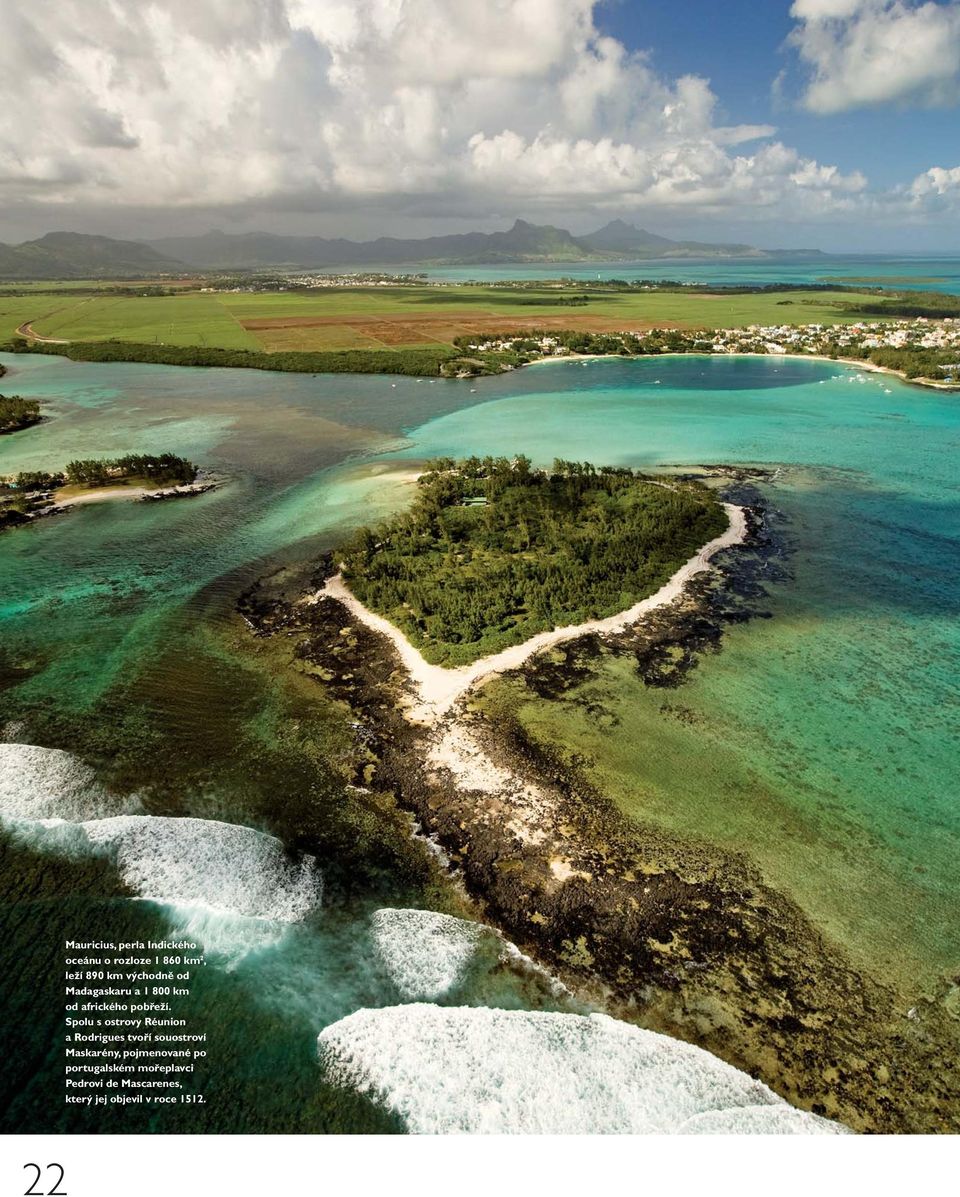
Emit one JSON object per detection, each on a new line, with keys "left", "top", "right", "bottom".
{"left": 19, "top": 292, "right": 261, "bottom": 350}
{"left": 7, "top": 285, "right": 881, "bottom": 353}
{"left": 0, "top": 293, "right": 95, "bottom": 341}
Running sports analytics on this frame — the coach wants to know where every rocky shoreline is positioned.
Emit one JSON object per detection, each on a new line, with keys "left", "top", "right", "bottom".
{"left": 238, "top": 472, "right": 960, "bottom": 1133}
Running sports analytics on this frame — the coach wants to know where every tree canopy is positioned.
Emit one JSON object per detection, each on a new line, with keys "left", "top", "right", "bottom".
{"left": 337, "top": 456, "right": 727, "bottom": 665}
{"left": 63, "top": 453, "right": 197, "bottom": 486}
{"left": 0, "top": 394, "right": 41, "bottom": 434}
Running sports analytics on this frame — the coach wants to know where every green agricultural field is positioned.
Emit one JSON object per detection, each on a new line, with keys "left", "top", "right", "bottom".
{"left": 26, "top": 292, "right": 260, "bottom": 350}
{"left": 0, "top": 282, "right": 915, "bottom": 357}
{"left": 0, "top": 293, "right": 94, "bottom": 342}
{"left": 215, "top": 284, "right": 866, "bottom": 346}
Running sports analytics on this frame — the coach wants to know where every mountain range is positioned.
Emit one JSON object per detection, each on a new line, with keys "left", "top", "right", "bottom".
{"left": 0, "top": 232, "right": 183, "bottom": 280}
{"left": 150, "top": 219, "right": 786, "bottom": 268}
{"left": 0, "top": 221, "right": 825, "bottom": 278}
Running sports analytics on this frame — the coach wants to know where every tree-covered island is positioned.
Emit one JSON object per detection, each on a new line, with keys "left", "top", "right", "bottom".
{"left": 337, "top": 457, "right": 728, "bottom": 666}
{"left": 0, "top": 452, "right": 202, "bottom": 530}
{"left": 0, "top": 394, "right": 42, "bottom": 434}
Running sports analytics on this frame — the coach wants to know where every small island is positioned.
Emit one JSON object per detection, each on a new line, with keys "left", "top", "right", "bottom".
{"left": 336, "top": 456, "right": 728, "bottom": 667}
{"left": 0, "top": 452, "right": 213, "bottom": 530}
{"left": 0, "top": 394, "right": 42, "bottom": 434}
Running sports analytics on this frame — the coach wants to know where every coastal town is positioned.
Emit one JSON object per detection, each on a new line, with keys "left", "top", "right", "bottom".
{"left": 458, "top": 317, "right": 960, "bottom": 383}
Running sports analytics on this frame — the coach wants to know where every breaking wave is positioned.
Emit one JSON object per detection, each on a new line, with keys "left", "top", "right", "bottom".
{"left": 370, "top": 909, "right": 486, "bottom": 1000}
{"left": 80, "top": 816, "right": 323, "bottom": 922}
{"left": 317, "top": 1005, "right": 848, "bottom": 1134}
{"left": 1, "top": 741, "right": 323, "bottom": 928}
{"left": 0, "top": 742, "right": 132, "bottom": 822}
{"left": 161, "top": 903, "right": 295, "bottom": 963}
{"left": 370, "top": 908, "right": 569, "bottom": 1005}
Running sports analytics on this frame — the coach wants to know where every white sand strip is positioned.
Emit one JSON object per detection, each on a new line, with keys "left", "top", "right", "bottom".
{"left": 316, "top": 502, "right": 747, "bottom": 723}
{"left": 53, "top": 486, "right": 154, "bottom": 507}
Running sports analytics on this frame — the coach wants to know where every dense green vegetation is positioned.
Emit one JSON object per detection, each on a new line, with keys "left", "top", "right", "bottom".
{"left": 844, "top": 292, "right": 960, "bottom": 319}
{"left": 63, "top": 453, "right": 197, "bottom": 486}
{"left": 338, "top": 456, "right": 728, "bottom": 666}
{"left": 840, "top": 344, "right": 958, "bottom": 379}
{"left": 0, "top": 394, "right": 41, "bottom": 433}
{"left": 0, "top": 338, "right": 518, "bottom": 378}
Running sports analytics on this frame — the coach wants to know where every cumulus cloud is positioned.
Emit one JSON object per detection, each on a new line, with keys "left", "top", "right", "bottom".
{"left": 0, "top": 0, "right": 900, "bottom": 229}
{"left": 789, "top": 0, "right": 960, "bottom": 113}
{"left": 908, "top": 163, "right": 960, "bottom": 212}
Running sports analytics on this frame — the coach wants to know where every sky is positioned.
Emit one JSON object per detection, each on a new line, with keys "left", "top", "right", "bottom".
{"left": 0, "top": 0, "right": 959, "bottom": 251}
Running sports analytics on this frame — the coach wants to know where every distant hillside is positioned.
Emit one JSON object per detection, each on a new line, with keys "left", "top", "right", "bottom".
{"left": 151, "top": 219, "right": 593, "bottom": 269}
{"left": 579, "top": 219, "right": 764, "bottom": 259}
{"left": 0, "top": 232, "right": 185, "bottom": 279}
{"left": 151, "top": 218, "right": 794, "bottom": 269}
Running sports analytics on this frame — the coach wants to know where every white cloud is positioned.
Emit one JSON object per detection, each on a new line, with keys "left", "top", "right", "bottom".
{"left": 908, "top": 164, "right": 960, "bottom": 212}
{"left": 0, "top": 0, "right": 911, "bottom": 230}
{"left": 789, "top": 0, "right": 960, "bottom": 113}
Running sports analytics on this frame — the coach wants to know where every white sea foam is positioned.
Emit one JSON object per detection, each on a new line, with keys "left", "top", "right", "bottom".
{"left": 4, "top": 815, "right": 95, "bottom": 858}
{"left": 370, "top": 909, "right": 486, "bottom": 999}
{"left": 0, "top": 745, "right": 323, "bottom": 923}
{"left": 0, "top": 743, "right": 128, "bottom": 822}
{"left": 79, "top": 816, "right": 323, "bottom": 922}
{"left": 317, "top": 1005, "right": 848, "bottom": 1135}
{"left": 370, "top": 908, "right": 569, "bottom": 1002}
{"left": 162, "top": 903, "right": 293, "bottom": 963}
{"left": 678, "top": 1106, "right": 842, "bottom": 1134}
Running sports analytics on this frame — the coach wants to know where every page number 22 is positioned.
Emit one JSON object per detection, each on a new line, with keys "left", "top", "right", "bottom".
{"left": 23, "top": 1164, "right": 66, "bottom": 1196}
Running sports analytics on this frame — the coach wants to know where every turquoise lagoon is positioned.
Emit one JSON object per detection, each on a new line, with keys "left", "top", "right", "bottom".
{"left": 0, "top": 350, "right": 957, "bottom": 1130}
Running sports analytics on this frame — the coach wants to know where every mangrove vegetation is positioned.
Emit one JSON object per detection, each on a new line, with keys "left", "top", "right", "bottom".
{"left": 1, "top": 338, "right": 520, "bottom": 379}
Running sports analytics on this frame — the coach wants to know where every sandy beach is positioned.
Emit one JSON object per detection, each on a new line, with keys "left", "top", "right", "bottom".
{"left": 52, "top": 480, "right": 216, "bottom": 509}
{"left": 317, "top": 501, "right": 746, "bottom": 723}
{"left": 53, "top": 485, "right": 155, "bottom": 507}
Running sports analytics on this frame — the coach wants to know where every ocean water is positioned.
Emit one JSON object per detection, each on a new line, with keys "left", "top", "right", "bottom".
{"left": 359, "top": 253, "right": 960, "bottom": 293}
{"left": 1, "top": 349, "right": 957, "bottom": 1130}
